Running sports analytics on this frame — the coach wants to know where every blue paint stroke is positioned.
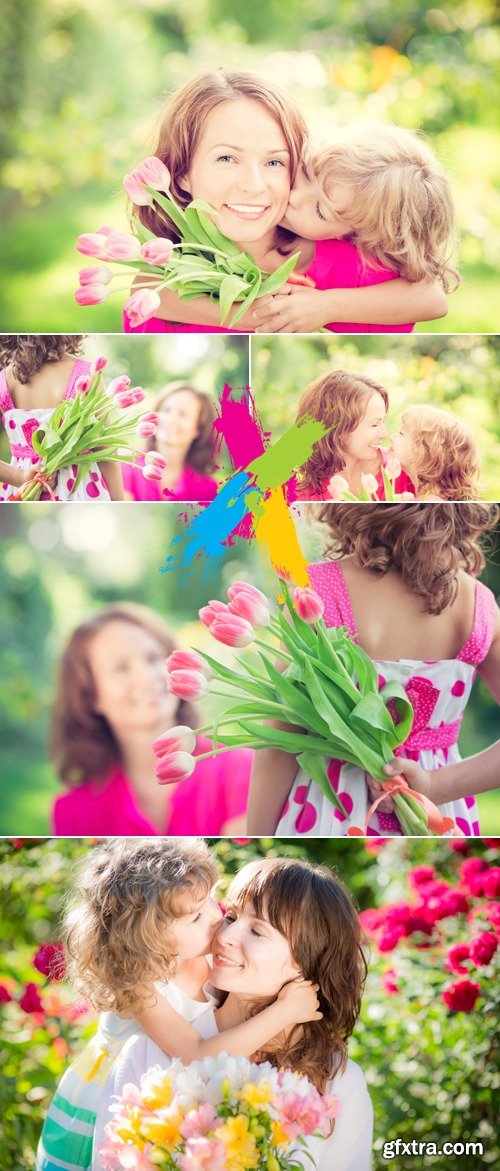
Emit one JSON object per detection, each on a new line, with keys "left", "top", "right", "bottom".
{"left": 160, "top": 470, "right": 263, "bottom": 581}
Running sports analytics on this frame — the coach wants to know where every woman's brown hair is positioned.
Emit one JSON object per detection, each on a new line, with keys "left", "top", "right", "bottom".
{"left": 226, "top": 858, "right": 367, "bottom": 1092}
{"left": 51, "top": 603, "right": 197, "bottom": 787}
{"left": 0, "top": 336, "right": 85, "bottom": 384}
{"left": 135, "top": 68, "right": 307, "bottom": 250}
{"left": 297, "top": 370, "right": 389, "bottom": 494}
{"left": 318, "top": 502, "right": 499, "bottom": 615}
{"left": 148, "top": 382, "right": 216, "bottom": 474}
{"left": 63, "top": 837, "right": 218, "bottom": 1013}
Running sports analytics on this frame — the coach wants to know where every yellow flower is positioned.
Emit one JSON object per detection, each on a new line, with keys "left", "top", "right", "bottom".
{"left": 141, "top": 1075, "right": 173, "bottom": 1111}
{"left": 141, "top": 1110, "right": 182, "bottom": 1148}
{"left": 217, "top": 1115, "right": 260, "bottom": 1170}
{"left": 270, "top": 1119, "right": 289, "bottom": 1148}
{"left": 236, "top": 1079, "right": 274, "bottom": 1108}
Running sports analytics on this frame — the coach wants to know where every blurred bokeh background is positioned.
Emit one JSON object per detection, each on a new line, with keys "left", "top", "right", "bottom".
{"left": 0, "top": 333, "right": 249, "bottom": 477}
{"left": 0, "top": 501, "right": 498, "bottom": 833}
{"left": 251, "top": 334, "right": 500, "bottom": 498}
{"left": 1, "top": 0, "right": 499, "bottom": 332}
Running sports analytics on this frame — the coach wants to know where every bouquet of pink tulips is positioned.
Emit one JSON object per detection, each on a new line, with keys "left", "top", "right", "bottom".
{"left": 328, "top": 457, "right": 415, "bottom": 503}
{"left": 12, "top": 357, "right": 159, "bottom": 501}
{"left": 99, "top": 1052, "right": 340, "bottom": 1171}
{"left": 76, "top": 156, "right": 300, "bottom": 328}
{"left": 153, "top": 578, "right": 460, "bottom": 835}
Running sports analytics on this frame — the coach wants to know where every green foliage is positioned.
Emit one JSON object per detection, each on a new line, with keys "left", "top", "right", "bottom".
{"left": 0, "top": 838, "right": 497, "bottom": 1168}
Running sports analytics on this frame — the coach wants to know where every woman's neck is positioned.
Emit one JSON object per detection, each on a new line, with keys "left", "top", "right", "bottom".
{"left": 116, "top": 727, "right": 173, "bottom": 830}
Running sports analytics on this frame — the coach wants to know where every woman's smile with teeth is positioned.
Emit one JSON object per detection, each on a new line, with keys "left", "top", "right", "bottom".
{"left": 213, "top": 950, "right": 243, "bottom": 968}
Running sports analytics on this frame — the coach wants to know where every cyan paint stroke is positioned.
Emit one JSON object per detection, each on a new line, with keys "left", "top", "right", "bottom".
{"left": 160, "top": 404, "right": 327, "bottom": 579}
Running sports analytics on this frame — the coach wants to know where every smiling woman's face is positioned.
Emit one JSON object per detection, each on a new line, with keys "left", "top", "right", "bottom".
{"left": 211, "top": 899, "right": 300, "bottom": 998}
{"left": 181, "top": 98, "right": 292, "bottom": 248}
{"left": 342, "top": 391, "right": 388, "bottom": 464}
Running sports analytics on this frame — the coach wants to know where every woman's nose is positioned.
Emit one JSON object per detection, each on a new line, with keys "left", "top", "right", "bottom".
{"left": 239, "top": 162, "right": 266, "bottom": 195}
{"left": 218, "top": 916, "right": 242, "bottom": 944}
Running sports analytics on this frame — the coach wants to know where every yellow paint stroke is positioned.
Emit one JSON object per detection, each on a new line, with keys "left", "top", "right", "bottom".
{"left": 250, "top": 487, "right": 311, "bottom": 587}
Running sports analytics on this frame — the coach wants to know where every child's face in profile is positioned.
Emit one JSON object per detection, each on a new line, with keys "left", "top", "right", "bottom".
{"left": 171, "top": 891, "right": 223, "bottom": 961}
{"left": 391, "top": 420, "right": 415, "bottom": 472}
{"left": 282, "top": 162, "right": 356, "bottom": 240}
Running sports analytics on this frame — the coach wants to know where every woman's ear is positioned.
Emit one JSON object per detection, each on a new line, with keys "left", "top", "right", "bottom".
{"left": 179, "top": 174, "right": 192, "bottom": 194}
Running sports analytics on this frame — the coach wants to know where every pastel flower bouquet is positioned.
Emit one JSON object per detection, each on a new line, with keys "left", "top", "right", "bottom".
{"left": 11, "top": 357, "right": 160, "bottom": 501}
{"left": 99, "top": 1053, "right": 340, "bottom": 1170}
{"left": 75, "top": 157, "right": 301, "bottom": 328}
{"left": 328, "top": 458, "right": 415, "bottom": 503}
{"left": 155, "top": 580, "right": 461, "bottom": 836}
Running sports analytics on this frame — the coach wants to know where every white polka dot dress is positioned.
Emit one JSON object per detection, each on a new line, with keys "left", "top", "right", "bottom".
{"left": 276, "top": 561, "right": 497, "bottom": 838}
{"left": 0, "top": 361, "right": 111, "bottom": 501}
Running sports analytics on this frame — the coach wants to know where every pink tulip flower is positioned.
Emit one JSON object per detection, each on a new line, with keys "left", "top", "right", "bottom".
{"left": 155, "top": 751, "right": 196, "bottom": 784}
{"left": 74, "top": 284, "right": 110, "bottom": 306}
{"left": 141, "top": 412, "right": 161, "bottom": 425}
{"left": 142, "top": 464, "right": 163, "bottom": 482}
{"left": 167, "top": 669, "right": 209, "bottom": 700}
{"left": 113, "top": 391, "right": 137, "bottom": 409}
{"left": 327, "top": 473, "right": 350, "bottom": 500}
{"left": 91, "top": 355, "right": 108, "bottom": 372}
{"left": 360, "top": 473, "right": 379, "bottom": 496}
{"left": 228, "top": 586, "right": 270, "bottom": 628}
{"left": 141, "top": 238, "right": 175, "bottom": 265}
{"left": 199, "top": 600, "right": 230, "bottom": 628}
{"left": 107, "top": 376, "right": 132, "bottom": 397}
{"left": 136, "top": 419, "right": 158, "bottom": 438}
{"left": 144, "top": 451, "right": 167, "bottom": 469}
{"left": 124, "top": 288, "right": 162, "bottom": 328}
{"left": 74, "top": 375, "right": 91, "bottom": 395}
{"left": 152, "top": 725, "right": 197, "bottom": 756}
{"left": 166, "top": 650, "right": 212, "bottom": 678}
{"left": 130, "top": 387, "right": 146, "bottom": 405}
{"left": 400, "top": 491, "right": 416, "bottom": 501}
{"left": 101, "top": 230, "right": 141, "bottom": 261}
{"left": 76, "top": 232, "right": 109, "bottom": 258}
{"left": 385, "top": 456, "right": 402, "bottom": 480}
{"left": 293, "top": 586, "right": 325, "bottom": 624}
{"left": 123, "top": 171, "right": 155, "bottom": 206}
{"left": 79, "top": 266, "right": 113, "bottom": 286}
{"left": 209, "top": 615, "right": 255, "bottom": 648}
{"left": 136, "top": 156, "right": 172, "bottom": 191}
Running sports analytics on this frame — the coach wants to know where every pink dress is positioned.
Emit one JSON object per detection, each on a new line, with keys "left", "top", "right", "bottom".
{"left": 276, "top": 561, "right": 497, "bottom": 838}
{"left": 122, "top": 457, "right": 218, "bottom": 502}
{"left": 52, "top": 736, "right": 251, "bottom": 835}
{"left": 0, "top": 360, "right": 111, "bottom": 501}
{"left": 307, "top": 239, "right": 414, "bottom": 333}
{"left": 123, "top": 237, "right": 413, "bottom": 334}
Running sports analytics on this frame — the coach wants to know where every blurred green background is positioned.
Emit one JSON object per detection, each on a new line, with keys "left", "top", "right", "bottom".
{"left": 0, "top": 501, "right": 498, "bottom": 834}
{"left": 0, "top": 333, "right": 249, "bottom": 476}
{"left": 251, "top": 334, "right": 500, "bottom": 498}
{"left": 1, "top": 0, "right": 499, "bottom": 332}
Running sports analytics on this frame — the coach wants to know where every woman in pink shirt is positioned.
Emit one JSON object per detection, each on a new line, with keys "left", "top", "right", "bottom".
{"left": 124, "top": 69, "right": 446, "bottom": 334}
{"left": 122, "top": 382, "right": 218, "bottom": 502}
{"left": 289, "top": 369, "right": 415, "bottom": 502}
{"left": 51, "top": 603, "right": 251, "bottom": 836}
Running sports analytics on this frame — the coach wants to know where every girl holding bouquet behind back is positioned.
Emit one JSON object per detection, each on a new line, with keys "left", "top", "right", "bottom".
{"left": 0, "top": 336, "right": 123, "bottom": 500}
{"left": 248, "top": 504, "right": 500, "bottom": 838}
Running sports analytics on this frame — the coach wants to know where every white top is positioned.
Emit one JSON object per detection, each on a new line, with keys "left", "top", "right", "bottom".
{"left": 93, "top": 999, "right": 372, "bottom": 1171}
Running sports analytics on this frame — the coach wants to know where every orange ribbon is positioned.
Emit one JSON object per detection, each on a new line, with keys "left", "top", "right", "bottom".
{"left": 346, "top": 776, "right": 465, "bottom": 837}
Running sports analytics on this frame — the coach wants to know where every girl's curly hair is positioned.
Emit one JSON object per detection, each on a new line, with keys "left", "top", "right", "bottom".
{"left": 0, "top": 336, "right": 85, "bottom": 383}
{"left": 225, "top": 858, "right": 367, "bottom": 1093}
{"left": 401, "top": 405, "right": 480, "bottom": 501}
{"left": 63, "top": 837, "right": 218, "bottom": 1014}
{"left": 318, "top": 502, "right": 498, "bottom": 615}
{"left": 296, "top": 370, "right": 389, "bottom": 494}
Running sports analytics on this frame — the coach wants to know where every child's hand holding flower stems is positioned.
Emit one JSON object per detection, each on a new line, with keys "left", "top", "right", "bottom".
{"left": 327, "top": 458, "right": 415, "bottom": 503}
